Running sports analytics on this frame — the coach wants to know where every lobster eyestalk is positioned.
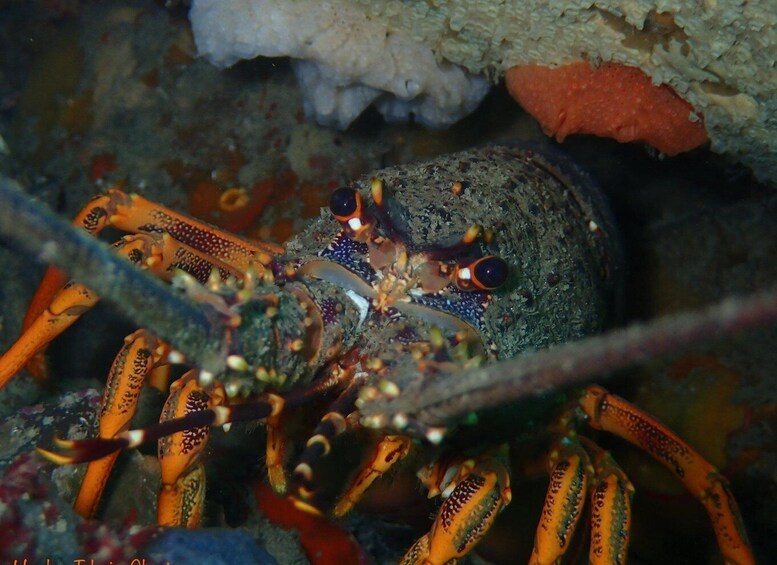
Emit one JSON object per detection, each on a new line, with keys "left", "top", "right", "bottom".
{"left": 0, "top": 175, "right": 229, "bottom": 376}
{"left": 361, "top": 285, "right": 777, "bottom": 437}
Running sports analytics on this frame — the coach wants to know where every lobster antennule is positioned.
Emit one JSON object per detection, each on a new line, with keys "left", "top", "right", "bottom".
{"left": 36, "top": 395, "right": 283, "bottom": 464}
{"left": 0, "top": 176, "right": 229, "bottom": 375}
{"left": 37, "top": 437, "right": 130, "bottom": 464}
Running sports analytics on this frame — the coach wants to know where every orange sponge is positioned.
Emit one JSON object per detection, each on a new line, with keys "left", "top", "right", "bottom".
{"left": 505, "top": 61, "right": 708, "bottom": 155}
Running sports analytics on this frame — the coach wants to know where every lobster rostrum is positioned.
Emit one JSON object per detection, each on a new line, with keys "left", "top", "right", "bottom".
{"left": 0, "top": 146, "right": 756, "bottom": 564}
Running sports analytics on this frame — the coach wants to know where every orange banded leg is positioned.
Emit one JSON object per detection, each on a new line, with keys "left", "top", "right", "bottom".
{"left": 0, "top": 231, "right": 176, "bottom": 389}
{"left": 27, "top": 187, "right": 279, "bottom": 285}
{"left": 18, "top": 186, "right": 281, "bottom": 380}
{"left": 97, "top": 188, "right": 281, "bottom": 265}
{"left": 21, "top": 193, "right": 122, "bottom": 340}
{"left": 333, "top": 435, "right": 411, "bottom": 517}
{"left": 157, "top": 370, "right": 225, "bottom": 527}
{"left": 265, "top": 409, "right": 289, "bottom": 493}
{"left": 585, "top": 441, "right": 634, "bottom": 565}
{"left": 580, "top": 385, "right": 754, "bottom": 565}
{"left": 530, "top": 437, "right": 592, "bottom": 565}
{"left": 148, "top": 364, "right": 172, "bottom": 393}
{"left": 0, "top": 280, "right": 98, "bottom": 389}
{"left": 73, "top": 330, "right": 169, "bottom": 519}
{"left": 1, "top": 221, "right": 269, "bottom": 391}
{"left": 158, "top": 462, "right": 206, "bottom": 528}
{"left": 403, "top": 455, "right": 512, "bottom": 565}
{"left": 20, "top": 192, "right": 147, "bottom": 379}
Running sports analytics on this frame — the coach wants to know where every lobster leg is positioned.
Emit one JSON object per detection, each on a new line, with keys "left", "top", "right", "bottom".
{"left": 0, "top": 279, "right": 98, "bottom": 389}
{"left": 18, "top": 186, "right": 281, "bottom": 381}
{"left": 93, "top": 187, "right": 282, "bottom": 264}
{"left": 585, "top": 440, "right": 634, "bottom": 565}
{"left": 0, "top": 235, "right": 171, "bottom": 388}
{"left": 21, "top": 193, "right": 124, "bottom": 340}
{"left": 0, "top": 217, "right": 276, "bottom": 391}
{"left": 530, "top": 432, "right": 634, "bottom": 565}
{"left": 333, "top": 434, "right": 412, "bottom": 517}
{"left": 73, "top": 330, "right": 169, "bottom": 519}
{"left": 25, "top": 187, "right": 280, "bottom": 320}
{"left": 402, "top": 455, "right": 512, "bottom": 565}
{"left": 265, "top": 409, "right": 290, "bottom": 493}
{"left": 579, "top": 385, "right": 754, "bottom": 565}
{"left": 530, "top": 437, "right": 592, "bottom": 565}
{"left": 157, "top": 369, "right": 225, "bottom": 527}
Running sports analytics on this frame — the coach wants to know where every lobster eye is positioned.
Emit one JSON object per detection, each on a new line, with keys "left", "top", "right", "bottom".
{"left": 330, "top": 187, "right": 361, "bottom": 220}
{"left": 456, "top": 256, "right": 509, "bottom": 291}
{"left": 473, "top": 256, "right": 509, "bottom": 289}
{"left": 330, "top": 186, "right": 373, "bottom": 239}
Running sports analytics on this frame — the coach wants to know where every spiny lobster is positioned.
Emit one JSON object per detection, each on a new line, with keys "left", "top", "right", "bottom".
{"left": 0, "top": 145, "right": 769, "bottom": 564}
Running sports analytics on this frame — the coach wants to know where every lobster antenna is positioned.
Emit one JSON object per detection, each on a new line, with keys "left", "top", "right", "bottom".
{"left": 360, "top": 284, "right": 777, "bottom": 437}
{"left": 0, "top": 175, "right": 229, "bottom": 375}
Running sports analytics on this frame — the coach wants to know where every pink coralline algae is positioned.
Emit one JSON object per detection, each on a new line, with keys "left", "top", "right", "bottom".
{"left": 0, "top": 452, "right": 161, "bottom": 562}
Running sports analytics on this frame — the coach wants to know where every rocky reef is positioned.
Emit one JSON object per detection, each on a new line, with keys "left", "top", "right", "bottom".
{"left": 190, "top": 0, "right": 777, "bottom": 182}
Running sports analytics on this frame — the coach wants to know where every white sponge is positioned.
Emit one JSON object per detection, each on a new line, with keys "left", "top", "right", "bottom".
{"left": 189, "top": 0, "right": 489, "bottom": 129}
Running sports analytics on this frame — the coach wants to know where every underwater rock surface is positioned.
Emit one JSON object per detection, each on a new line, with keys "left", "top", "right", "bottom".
{"left": 190, "top": 0, "right": 490, "bottom": 129}
{"left": 189, "top": 0, "right": 777, "bottom": 182}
